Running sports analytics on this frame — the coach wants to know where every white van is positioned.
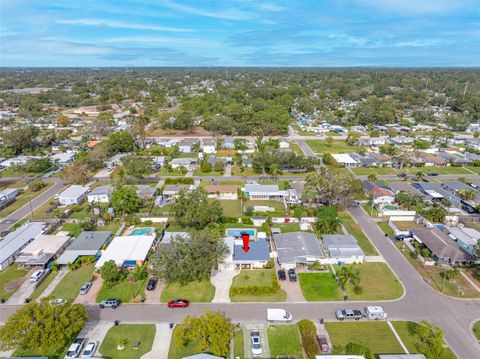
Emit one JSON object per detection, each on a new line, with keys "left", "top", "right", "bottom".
{"left": 364, "top": 306, "right": 387, "bottom": 320}
{"left": 30, "top": 270, "right": 45, "bottom": 282}
{"left": 267, "top": 308, "right": 293, "bottom": 322}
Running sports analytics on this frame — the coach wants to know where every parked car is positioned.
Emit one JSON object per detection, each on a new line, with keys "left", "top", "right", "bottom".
{"left": 427, "top": 172, "right": 439, "bottom": 176}
{"left": 397, "top": 172, "right": 407, "bottom": 178}
{"left": 250, "top": 331, "right": 262, "bottom": 356}
{"left": 288, "top": 269, "right": 297, "bottom": 282}
{"left": 79, "top": 282, "right": 91, "bottom": 295}
{"left": 364, "top": 306, "right": 387, "bottom": 320}
{"left": 81, "top": 341, "right": 97, "bottom": 358}
{"left": 99, "top": 298, "right": 120, "bottom": 309}
{"left": 146, "top": 277, "right": 157, "bottom": 291}
{"left": 65, "top": 338, "right": 85, "bottom": 359}
{"left": 267, "top": 308, "right": 293, "bottom": 322}
{"left": 316, "top": 335, "right": 330, "bottom": 353}
{"left": 335, "top": 309, "right": 363, "bottom": 321}
{"left": 49, "top": 298, "right": 67, "bottom": 305}
{"left": 30, "top": 270, "right": 45, "bottom": 282}
{"left": 168, "top": 299, "right": 189, "bottom": 308}
{"left": 277, "top": 269, "right": 286, "bottom": 280}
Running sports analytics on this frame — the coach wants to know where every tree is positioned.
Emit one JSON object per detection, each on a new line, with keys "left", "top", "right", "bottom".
{"left": 25, "top": 158, "right": 52, "bottom": 173}
{"left": 316, "top": 206, "right": 340, "bottom": 234}
{"left": 89, "top": 112, "right": 115, "bottom": 137}
{"left": 0, "top": 299, "right": 88, "bottom": 354}
{"left": 2, "top": 126, "right": 39, "bottom": 155}
{"left": 322, "top": 153, "right": 337, "bottom": 166}
{"left": 213, "top": 161, "right": 224, "bottom": 173}
{"left": 367, "top": 174, "right": 377, "bottom": 182}
{"left": 56, "top": 115, "right": 71, "bottom": 127}
{"left": 173, "top": 311, "right": 233, "bottom": 357}
{"left": 408, "top": 320, "right": 445, "bottom": 359}
{"left": 200, "top": 162, "right": 212, "bottom": 173}
{"left": 60, "top": 163, "right": 88, "bottom": 184}
{"left": 111, "top": 186, "right": 142, "bottom": 215}
{"left": 459, "top": 189, "right": 475, "bottom": 201}
{"left": 270, "top": 163, "right": 279, "bottom": 181}
{"left": 121, "top": 156, "right": 153, "bottom": 178}
{"left": 99, "top": 260, "right": 121, "bottom": 288}
{"left": 325, "top": 136, "right": 334, "bottom": 147}
{"left": 173, "top": 188, "right": 223, "bottom": 229}
{"left": 107, "top": 131, "right": 136, "bottom": 154}
{"left": 29, "top": 179, "right": 47, "bottom": 192}
{"left": 337, "top": 265, "right": 360, "bottom": 291}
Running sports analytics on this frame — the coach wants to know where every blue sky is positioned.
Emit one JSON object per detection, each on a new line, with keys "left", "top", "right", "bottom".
{"left": 1, "top": 0, "right": 479, "bottom": 67}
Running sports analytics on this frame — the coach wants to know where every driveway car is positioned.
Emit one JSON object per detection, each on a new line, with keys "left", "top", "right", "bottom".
{"left": 277, "top": 269, "right": 286, "bottom": 281}
{"left": 317, "top": 335, "right": 329, "bottom": 353}
{"left": 65, "top": 338, "right": 85, "bottom": 359}
{"left": 81, "top": 341, "right": 97, "bottom": 358}
{"left": 288, "top": 269, "right": 297, "bottom": 282}
{"left": 30, "top": 270, "right": 45, "bottom": 282}
{"left": 79, "top": 282, "right": 91, "bottom": 295}
{"left": 250, "top": 331, "right": 262, "bottom": 356}
{"left": 168, "top": 299, "right": 189, "bottom": 308}
{"left": 335, "top": 309, "right": 363, "bottom": 321}
{"left": 99, "top": 298, "right": 120, "bottom": 309}
{"left": 146, "top": 277, "right": 157, "bottom": 291}
{"left": 49, "top": 298, "right": 67, "bottom": 305}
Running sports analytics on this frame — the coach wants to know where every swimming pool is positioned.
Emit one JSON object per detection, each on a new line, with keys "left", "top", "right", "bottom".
{"left": 131, "top": 228, "right": 152, "bottom": 236}
{"left": 226, "top": 228, "right": 256, "bottom": 238}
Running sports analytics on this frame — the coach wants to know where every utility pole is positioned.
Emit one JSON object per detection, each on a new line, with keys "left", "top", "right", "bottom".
{"left": 463, "top": 81, "right": 469, "bottom": 98}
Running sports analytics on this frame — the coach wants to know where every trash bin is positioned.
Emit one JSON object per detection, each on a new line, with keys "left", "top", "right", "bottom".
{"left": 319, "top": 318, "right": 324, "bottom": 324}
{"left": 169, "top": 323, "right": 174, "bottom": 329}
{"left": 343, "top": 294, "right": 348, "bottom": 301}
{"left": 25, "top": 298, "right": 30, "bottom": 303}
{"left": 114, "top": 320, "right": 119, "bottom": 326}
{"left": 0, "top": 298, "right": 5, "bottom": 304}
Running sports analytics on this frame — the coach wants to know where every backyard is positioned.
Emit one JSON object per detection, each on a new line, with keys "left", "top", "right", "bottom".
{"left": 99, "top": 324, "right": 156, "bottom": 359}
{"left": 272, "top": 222, "right": 301, "bottom": 233}
{"left": 230, "top": 269, "right": 286, "bottom": 302}
{"left": 160, "top": 280, "right": 215, "bottom": 302}
{"left": 306, "top": 140, "right": 361, "bottom": 154}
{"left": 0, "top": 264, "right": 29, "bottom": 300}
{"left": 339, "top": 211, "right": 378, "bottom": 256}
{"left": 244, "top": 200, "right": 286, "bottom": 215}
{"left": 50, "top": 263, "right": 95, "bottom": 301}
{"left": 298, "top": 271, "right": 343, "bottom": 301}
{"left": 217, "top": 199, "right": 242, "bottom": 217}
{"left": 96, "top": 278, "right": 147, "bottom": 303}
{"left": 267, "top": 325, "right": 303, "bottom": 359}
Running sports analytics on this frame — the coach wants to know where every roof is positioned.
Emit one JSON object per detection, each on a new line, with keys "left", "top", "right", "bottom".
{"left": 378, "top": 355, "right": 426, "bottom": 359}
{"left": 245, "top": 184, "right": 279, "bottom": 193}
{"left": 323, "top": 234, "right": 365, "bottom": 258}
{"left": 56, "top": 231, "right": 111, "bottom": 264}
{"left": 204, "top": 184, "right": 238, "bottom": 193}
{"left": 163, "top": 184, "right": 192, "bottom": 194}
{"left": 0, "top": 222, "right": 46, "bottom": 264}
{"left": 19, "top": 233, "right": 70, "bottom": 255}
{"left": 388, "top": 182, "right": 423, "bottom": 196}
{"left": 231, "top": 237, "right": 270, "bottom": 262}
{"left": 59, "top": 185, "right": 89, "bottom": 199}
{"left": 95, "top": 235, "right": 155, "bottom": 268}
{"left": 88, "top": 185, "right": 113, "bottom": 196}
{"left": 273, "top": 232, "right": 323, "bottom": 264}
{"left": 447, "top": 226, "right": 480, "bottom": 246}
{"left": 161, "top": 231, "right": 190, "bottom": 245}
{"left": 331, "top": 153, "right": 357, "bottom": 164}
{"left": 182, "top": 354, "right": 223, "bottom": 359}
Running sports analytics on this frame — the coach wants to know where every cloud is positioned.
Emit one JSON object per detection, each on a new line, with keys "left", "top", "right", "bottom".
{"left": 357, "top": 0, "right": 474, "bottom": 15}
{"left": 56, "top": 18, "right": 193, "bottom": 32}
{"left": 158, "top": 0, "right": 254, "bottom": 21}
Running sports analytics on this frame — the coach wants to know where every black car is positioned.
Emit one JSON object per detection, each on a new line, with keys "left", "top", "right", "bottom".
{"left": 288, "top": 269, "right": 297, "bottom": 282}
{"left": 277, "top": 270, "right": 286, "bottom": 281}
{"left": 397, "top": 172, "right": 406, "bottom": 178}
{"left": 146, "top": 277, "right": 157, "bottom": 291}
{"left": 427, "top": 172, "right": 439, "bottom": 176}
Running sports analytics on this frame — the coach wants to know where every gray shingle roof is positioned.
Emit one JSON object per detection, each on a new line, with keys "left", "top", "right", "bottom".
{"left": 273, "top": 232, "right": 323, "bottom": 264}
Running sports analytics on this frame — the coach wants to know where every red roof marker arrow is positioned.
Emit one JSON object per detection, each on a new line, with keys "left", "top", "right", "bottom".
{"left": 241, "top": 233, "right": 250, "bottom": 253}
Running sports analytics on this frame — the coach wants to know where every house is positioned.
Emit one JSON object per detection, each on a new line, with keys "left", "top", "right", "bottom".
{"left": 0, "top": 221, "right": 47, "bottom": 270}
{"left": 389, "top": 136, "right": 414, "bottom": 145}
{"left": 51, "top": 152, "right": 75, "bottom": 165}
{"left": 350, "top": 153, "right": 377, "bottom": 167}
{"left": 331, "top": 153, "right": 358, "bottom": 168}
{"left": 369, "top": 152, "right": 394, "bottom": 166}
{"left": 413, "top": 182, "right": 461, "bottom": 205}
{"left": 221, "top": 237, "right": 271, "bottom": 270}
{"left": 363, "top": 181, "right": 395, "bottom": 205}
{"left": 178, "top": 139, "right": 198, "bottom": 153}
{"left": 95, "top": 234, "right": 155, "bottom": 268}
{"left": 58, "top": 185, "right": 89, "bottom": 205}
{"left": 245, "top": 184, "right": 285, "bottom": 201}
{"left": 349, "top": 125, "right": 367, "bottom": 133}
{"left": 357, "top": 136, "right": 387, "bottom": 146}
{"left": 0, "top": 188, "right": 20, "bottom": 207}
{"left": 136, "top": 185, "right": 156, "bottom": 200}
{"left": 171, "top": 157, "right": 196, "bottom": 169}
{"left": 415, "top": 152, "right": 445, "bottom": 167}
{"left": 87, "top": 185, "right": 113, "bottom": 203}
{"left": 436, "top": 152, "right": 470, "bottom": 166}
{"left": 279, "top": 138, "right": 290, "bottom": 149}
{"left": 410, "top": 227, "right": 473, "bottom": 265}
{"left": 161, "top": 231, "right": 190, "bottom": 245}
{"left": 446, "top": 226, "right": 480, "bottom": 257}
{"left": 156, "top": 138, "right": 178, "bottom": 148}
{"left": 388, "top": 182, "right": 423, "bottom": 196}
{"left": 201, "top": 138, "right": 216, "bottom": 154}
{"left": 15, "top": 232, "right": 71, "bottom": 267}
{"left": 161, "top": 184, "right": 194, "bottom": 201}
{"left": 204, "top": 184, "right": 238, "bottom": 200}
{"left": 273, "top": 232, "right": 324, "bottom": 269}
{"left": 322, "top": 234, "right": 365, "bottom": 264}
{"left": 221, "top": 136, "right": 235, "bottom": 149}
{"left": 105, "top": 154, "right": 126, "bottom": 170}
{"left": 56, "top": 231, "right": 112, "bottom": 265}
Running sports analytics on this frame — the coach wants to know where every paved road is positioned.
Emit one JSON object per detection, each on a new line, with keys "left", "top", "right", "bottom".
{"left": 0, "top": 178, "right": 66, "bottom": 232}
{"left": 295, "top": 139, "right": 317, "bottom": 158}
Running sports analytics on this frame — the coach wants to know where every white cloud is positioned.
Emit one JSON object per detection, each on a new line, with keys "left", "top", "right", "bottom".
{"left": 158, "top": 0, "right": 253, "bottom": 21}
{"left": 56, "top": 18, "right": 193, "bottom": 32}
{"left": 357, "top": 0, "right": 474, "bottom": 15}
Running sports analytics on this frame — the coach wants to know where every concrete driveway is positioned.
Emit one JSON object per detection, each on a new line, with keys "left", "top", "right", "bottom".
{"left": 75, "top": 275, "right": 103, "bottom": 305}
{"left": 141, "top": 323, "right": 173, "bottom": 359}
{"left": 7, "top": 269, "right": 36, "bottom": 304}
{"left": 211, "top": 269, "right": 238, "bottom": 303}
{"left": 243, "top": 323, "right": 270, "bottom": 358}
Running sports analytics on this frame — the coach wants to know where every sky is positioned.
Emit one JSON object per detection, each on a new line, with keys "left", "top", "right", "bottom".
{"left": 1, "top": 0, "right": 479, "bottom": 67}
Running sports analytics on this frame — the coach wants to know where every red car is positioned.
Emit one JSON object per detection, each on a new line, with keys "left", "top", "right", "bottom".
{"left": 167, "top": 299, "right": 189, "bottom": 308}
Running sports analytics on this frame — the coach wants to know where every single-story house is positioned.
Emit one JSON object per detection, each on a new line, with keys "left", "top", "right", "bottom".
{"left": 413, "top": 182, "right": 461, "bottom": 205}
{"left": 244, "top": 184, "right": 287, "bottom": 201}
{"left": 221, "top": 237, "right": 271, "bottom": 270}
{"left": 58, "top": 185, "right": 89, "bottom": 205}
{"left": 279, "top": 138, "right": 290, "bottom": 149}
{"left": 331, "top": 153, "right": 358, "bottom": 168}
{"left": 161, "top": 184, "right": 194, "bottom": 201}
{"left": 51, "top": 153, "right": 75, "bottom": 165}
{"left": 0, "top": 221, "right": 47, "bottom": 270}
{"left": 105, "top": 153, "right": 126, "bottom": 170}
{"left": 446, "top": 226, "right": 480, "bottom": 257}
{"left": 87, "top": 185, "right": 113, "bottom": 203}
{"left": 178, "top": 139, "right": 198, "bottom": 153}
{"left": 95, "top": 235, "right": 155, "bottom": 268}
{"left": 415, "top": 152, "right": 445, "bottom": 166}
{"left": 201, "top": 138, "right": 216, "bottom": 154}
{"left": 322, "top": 234, "right": 365, "bottom": 264}
{"left": 56, "top": 231, "right": 112, "bottom": 265}
{"left": 356, "top": 136, "right": 387, "bottom": 146}
{"left": 363, "top": 181, "right": 395, "bottom": 205}
{"left": 204, "top": 184, "right": 238, "bottom": 200}
{"left": 15, "top": 232, "right": 71, "bottom": 267}
{"left": 273, "top": 232, "right": 324, "bottom": 269}
{"left": 136, "top": 185, "right": 156, "bottom": 200}
{"left": 221, "top": 136, "right": 235, "bottom": 149}
{"left": 388, "top": 182, "right": 423, "bottom": 196}
{"left": 160, "top": 231, "right": 190, "bottom": 245}
{"left": 0, "top": 188, "right": 20, "bottom": 207}
{"left": 171, "top": 157, "right": 197, "bottom": 169}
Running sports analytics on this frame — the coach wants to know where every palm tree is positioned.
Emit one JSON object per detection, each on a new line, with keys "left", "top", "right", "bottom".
{"left": 337, "top": 266, "right": 360, "bottom": 291}
{"left": 270, "top": 163, "right": 279, "bottom": 181}
{"left": 459, "top": 189, "right": 475, "bottom": 201}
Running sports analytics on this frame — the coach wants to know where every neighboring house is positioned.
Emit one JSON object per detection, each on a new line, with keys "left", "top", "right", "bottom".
{"left": 410, "top": 227, "right": 473, "bottom": 265}
{"left": 87, "top": 185, "right": 113, "bottom": 203}
{"left": 446, "top": 226, "right": 480, "bottom": 257}
{"left": 221, "top": 136, "right": 235, "bottom": 149}
{"left": 58, "top": 185, "right": 89, "bottom": 205}
{"left": 436, "top": 151, "right": 471, "bottom": 166}
{"left": 389, "top": 136, "right": 414, "bottom": 145}
{"left": 413, "top": 182, "right": 461, "bottom": 205}
{"left": 357, "top": 136, "right": 387, "bottom": 146}
{"left": 363, "top": 181, "right": 395, "bottom": 205}
{"left": 273, "top": 232, "right": 324, "bottom": 269}
{"left": 279, "top": 138, "right": 290, "bottom": 149}
{"left": 0, "top": 188, "right": 20, "bottom": 207}
{"left": 331, "top": 153, "right": 358, "bottom": 168}
{"left": 202, "top": 138, "right": 216, "bottom": 154}
{"left": 322, "top": 234, "right": 365, "bottom": 264}
{"left": 221, "top": 237, "right": 271, "bottom": 270}
{"left": 0, "top": 221, "right": 47, "bottom": 270}
{"left": 204, "top": 184, "right": 238, "bottom": 200}
{"left": 95, "top": 234, "right": 155, "bottom": 268}
{"left": 178, "top": 139, "right": 198, "bottom": 153}
{"left": 105, "top": 153, "right": 126, "bottom": 170}
{"left": 51, "top": 152, "right": 75, "bottom": 165}
{"left": 244, "top": 184, "right": 287, "bottom": 201}
{"left": 161, "top": 184, "right": 194, "bottom": 202}
{"left": 160, "top": 231, "right": 190, "bottom": 245}
{"left": 171, "top": 158, "right": 197, "bottom": 169}
{"left": 1, "top": 156, "right": 29, "bottom": 167}
{"left": 136, "top": 185, "right": 156, "bottom": 200}
{"left": 415, "top": 152, "right": 445, "bottom": 166}
{"left": 15, "top": 232, "right": 71, "bottom": 267}
{"left": 388, "top": 182, "right": 424, "bottom": 196}
{"left": 56, "top": 231, "right": 112, "bottom": 265}
{"left": 350, "top": 153, "right": 377, "bottom": 167}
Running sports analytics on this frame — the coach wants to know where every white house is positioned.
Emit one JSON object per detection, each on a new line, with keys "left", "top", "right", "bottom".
{"left": 279, "top": 138, "right": 290, "bottom": 149}
{"left": 171, "top": 158, "right": 196, "bottom": 169}
{"left": 220, "top": 237, "right": 271, "bottom": 270}
{"left": 202, "top": 138, "right": 216, "bottom": 154}
{"left": 0, "top": 188, "right": 20, "bottom": 207}
{"left": 58, "top": 185, "right": 89, "bottom": 205}
{"left": 95, "top": 234, "right": 155, "bottom": 268}
{"left": 331, "top": 153, "right": 358, "bottom": 168}
{"left": 322, "top": 234, "right": 365, "bottom": 265}
{"left": 87, "top": 185, "right": 113, "bottom": 203}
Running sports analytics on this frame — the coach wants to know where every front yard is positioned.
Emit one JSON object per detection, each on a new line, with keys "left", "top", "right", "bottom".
{"left": 230, "top": 269, "right": 286, "bottom": 302}
{"left": 339, "top": 211, "right": 378, "bottom": 256}
{"left": 99, "top": 324, "right": 156, "bottom": 359}
{"left": 306, "top": 139, "right": 361, "bottom": 154}
{"left": 29, "top": 270, "right": 58, "bottom": 300}
{"left": 50, "top": 263, "right": 95, "bottom": 301}
{"left": 299, "top": 272, "right": 343, "bottom": 301}
{"left": 96, "top": 278, "right": 147, "bottom": 303}
{"left": 0, "top": 263, "right": 29, "bottom": 300}
{"left": 160, "top": 280, "right": 215, "bottom": 303}
{"left": 268, "top": 325, "right": 303, "bottom": 359}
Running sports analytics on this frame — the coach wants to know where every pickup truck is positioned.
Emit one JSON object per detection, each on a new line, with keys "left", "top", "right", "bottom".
{"left": 65, "top": 338, "right": 85, "bottom": 358}
{"left": 335, "top": 309, "right": 363, "bottom": 321}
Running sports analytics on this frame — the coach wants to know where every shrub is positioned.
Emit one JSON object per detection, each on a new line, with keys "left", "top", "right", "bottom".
{"left": 353, "top": 285, "right": 363, "bottom": 295}
{"left": 264, "top": 259, "right": 274, "bottom": 269}
{"left": 298, "top": 319, "right": 320, "bottom": 359}
{"left": 201, "top": 162, "right": 212, "bottom": 173}
{"left": 420, "top": 248, "right": 431, "bottom": 258}
{"left": 222, "top": 216, "right": 238, "bottom": 224}
{"left": 242, "top": 216, "right": 253, "bottom": 225}
{"left": 229, "top": 274, "right": 281, "bottom": 296}
{"left": 143, "top": 220, "right": 153, "bottom": 225}
{"left": 333, "top": 343, "right": 373, "bottom": 359}
{"left": 164, "top": 178, "right": 194, "bottom": 185}
{"left": 244, "top": 205, "right": 253, "bottom": 216}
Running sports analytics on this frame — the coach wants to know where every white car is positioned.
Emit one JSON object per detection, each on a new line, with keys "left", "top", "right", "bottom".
{"left": 81, "top": 341, "right": 97, "bottom": 358}
{"left": 49, "top": 298, "right": 67, "bottom": 305}
{"left": 30, "top": 270, "right": 45, "bottom": 282}
{"left": 251, "top": 331, "right": 262, "bottom": 356}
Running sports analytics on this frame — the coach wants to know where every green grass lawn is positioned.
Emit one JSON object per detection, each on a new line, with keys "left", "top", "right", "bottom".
{"left": 392, "top": 321, "right": 457, "bottom": 359}
{"left": 68, "top": 204, "right": 92, "bottom": 219}
{"left": 29, "top": 271, "right": 58, "bottom": 300}
{"left": 351, "top": 167, "right": 398, "bottom": 176}
{"left": 405, "top": 166, "right": 473, "bottom": 175}
{"left": 217, "top": 199, "right": 243, "bottom": 217}
{"left": 0, "top": 182, "right": 54, "bottom": 217}
{"left": 230, "top": 269, "right": 287, "bottom": 302}
{"left": 299, "top": 272, "right": 343, "bottom": 301}
{"left": 96, "top": 279, "right": 147, "bottom": 303}
{"left": 244, "top": 200, "right": 286, "bottom": 214}
{"left": 338, "top": 211, "right": 378, "bottom": 256}
{"left": 50, "top": 263, "right": 95, "bottom": 301}
{"left": 268, "top": 325, "right": 303, "bottom": 359}
{"left": 377, "top": 221, "right": 395, "bottom": 238}
{"left": 325, "top": 321, "right": 404, "bottom": 355}
{"left": 99, "top": 324, "right": 156, "bottom": 359}
{"left": 0, "top": 263, "right": 29, "bottom": 300}
{"left": 233, "top": 327, "right": 244, "bottom": 358}
{"left": 474, "top": 321, "right": 480, "bottom": 341}
{"left": 59, "top": 223, "right": 82, "bottom": 237}
{"left": 337, "top": 263, "right": 403, "bottom": 300}
{"left": 306, "top": 139, "right": 361, "bottom": 154}
{"left": 160, "top": 280, "right": 215, "bottom": 302}
{"left": 467, "top": 166, "right": 480, "bottom": 174}
{"left": 272, "top": 222, "right": 301, "bottom": 233}
{"left": 168, "top": 326, "right": 212, "bottom": 359}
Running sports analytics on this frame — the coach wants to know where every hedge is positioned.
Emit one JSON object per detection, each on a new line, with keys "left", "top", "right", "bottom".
{"left": 229, "top": 274, "right": 281, "bottom": 296}
{"left": 298, "top": 319, "right": 320, "bottom": 359}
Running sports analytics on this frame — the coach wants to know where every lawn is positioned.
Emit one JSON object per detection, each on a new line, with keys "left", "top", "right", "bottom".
{"left": 298, "top": 272, "right": 343, "bottom": 301}
{"left": 306, "top": 139, "right": 361, "bottom": 154}
{"left": 96, "top": 279, "right": 147, "bottom": 303}
{"left": 233, "top": 327, "right": 244, "bottom": 358}
{"left": 377, "top": 221, "right": 395, "bottom": 238}
{"left": 473, "top": 321, "right": 480, "bottom": 341}
{"left": 68, "top": 204, "right": 92, "bottom": 219}
{"left": 99, "top": 324, "right": 156, "bottom": 359}
{"left": 230, "top": 269, "right": 287, "bottom": 302}
{"left": 29, "top": 270, "right": 58, "bottom": 300}
{"left": 0, "top": 263, "right": 29, "bottom": 300}
{"left": 338, "top": 211, "right": 378, "bottom": 256}
{"left": 50, "top": 263, "right": 95, "bottom": 301}
{"left": 351, "top": 167, "right": 398, "bottom": 176}
{"left": 193, "top": 168, "right": 224, "bottom": 177}
{"left": 272, "top": 222, "right": 301, "bottom": 233}
{"left": 217, "top": 199, "right": 242, "bottom": 217}
{"left": 325, "top": 321, "right": 404, "bottom": 355}
{"left": 405, "top": 166, "right": 473, "bottom": 175}
{"left": 59, "top": 223, "right": 82, "bottom": 237}
{"left": 160, "top": 280, "right": 215, "bottom": 302}
{"left": 168, "top": 326, "right": 216, "bottom": 359}
{"left": 337, "top": 263, "right": 403, "bottom": 301}
{"left": 244, "top": 200, "right": 286, "bottom": 214}
{"left": 268, "top": 325, "right": 303, "bottom": 359}
{"left": 0, "top": 182, "right": 54, "bottom": 217}
{"left": 392, "top": 321, "right": 457, "bottom": 359}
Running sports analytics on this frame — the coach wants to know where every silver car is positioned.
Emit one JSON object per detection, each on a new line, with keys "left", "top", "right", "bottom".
{"left": 251, "top": 331, "right": 262, "bottom": 356}
{"left": 81, "top": 341, "right": 97, "bottom": 357}
{"left": 79, "top": 282, "right": 91, "bottom": 295}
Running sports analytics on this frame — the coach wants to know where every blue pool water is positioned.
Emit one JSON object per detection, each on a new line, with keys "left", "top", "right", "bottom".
{"left": 131, "top": 228, "right": 152, "bottom": 236}
{"left": 226, "top": 228, "right": 256, "bottom": 237}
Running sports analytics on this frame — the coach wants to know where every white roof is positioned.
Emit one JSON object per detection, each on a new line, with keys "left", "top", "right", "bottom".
{"left": 19, "top": 233, "right": 70, "bottom": 256}
{"left": 0, "top": 222, "right": 46, "bottom": 264}
{"left": 59, "top": 185, "right": 89, "bottom": 199}
{"left": 95, "top": 235, "right": 154, "bottom": 268}
{"left": 424, "top": 189, "right": 443, "bottom": 198}
{"left": 331, "top": 153, "right": 357, "bottom": 164}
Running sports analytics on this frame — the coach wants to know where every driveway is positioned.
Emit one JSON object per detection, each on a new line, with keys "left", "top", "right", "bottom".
{"left": 39, "top": 268, "right": 68, "bottom": 299}
{"left": 144, "top": 280, "right": 164, "bottom": 304}
{"left": 275, "top": 264, "right": 305, "bottom": 302}
{"left": 7, "top": 269, "right": 36, "bottom": 304}
{"left": 211, "top": 269, "right": 238, "bottom": 303}
{"left": 79, "top": 321, "right": 113, "bottom": 356}
{"left": 243, "top": 323, "right": 270, "bottom": 358}
{"left": 75, "top": 275, "right": 103, "bottom": 305}
{"left": 141, "top": 323, "right": 173, "bottom": 359}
